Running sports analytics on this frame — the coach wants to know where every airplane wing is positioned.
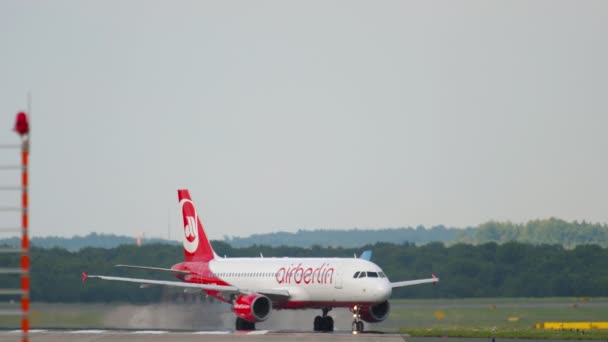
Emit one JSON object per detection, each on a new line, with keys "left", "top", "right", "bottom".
{"left": 115, "top": 264, "right": 191, "bottom": 275}
{"left": 390, "top": 274, "right": 439, "bottom": 288}
{"left": 81, "top": 272, "right": 290, "bottom": 300}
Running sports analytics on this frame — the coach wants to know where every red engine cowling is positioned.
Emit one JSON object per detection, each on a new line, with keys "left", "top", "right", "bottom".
{"left": 233, "top": 294, "right": 272, "bottom": 323}
{"left": 360, "top": 300, "right": 390, "bottom": 323}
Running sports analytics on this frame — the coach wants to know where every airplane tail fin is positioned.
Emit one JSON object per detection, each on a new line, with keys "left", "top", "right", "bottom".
{"left": 177, "top": 189, "right": 216, "bottom": 262}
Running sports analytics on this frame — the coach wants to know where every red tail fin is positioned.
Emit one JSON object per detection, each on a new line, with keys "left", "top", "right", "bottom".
{"left": 178, "top": 189, "right": 215, "bottom": 262}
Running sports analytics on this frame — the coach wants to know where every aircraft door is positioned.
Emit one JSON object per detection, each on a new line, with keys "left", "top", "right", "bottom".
{"left": 334, "top": 264, "right": 343, "bottom": 289}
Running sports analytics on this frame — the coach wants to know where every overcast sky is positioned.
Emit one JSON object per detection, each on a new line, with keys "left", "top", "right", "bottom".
{"left": 0, "top": 1, "right": 606, "bottom": 240}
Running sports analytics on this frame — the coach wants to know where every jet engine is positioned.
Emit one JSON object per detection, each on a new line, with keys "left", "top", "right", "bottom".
{"left": 233, "top": 294, "right": 272, "bottom": 323}
{"left": 360, "top": 300, "right": 390, "bottom": 323}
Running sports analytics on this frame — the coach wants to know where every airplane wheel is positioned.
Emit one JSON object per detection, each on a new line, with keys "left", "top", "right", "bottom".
{"left": 323, "top": 316, "right": 334, "bottom": 332}
{"left": 236, "top": 317, "right": 255, "bottom": 331}
{"left": 315, "top": 315, "right": 333, "bottom": 332}
{"left": 313, "top": 316, "right": 322, "bottom": 331}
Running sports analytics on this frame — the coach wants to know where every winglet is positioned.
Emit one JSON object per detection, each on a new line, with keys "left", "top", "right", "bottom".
{"left": 432, "top": 273, "right": 438, "bottom": 286}
{"left": 82, "top": 272, "right": 88, "bottom": 283}
{"left": 359, "top": 250, "right": 373, "bottom": 261}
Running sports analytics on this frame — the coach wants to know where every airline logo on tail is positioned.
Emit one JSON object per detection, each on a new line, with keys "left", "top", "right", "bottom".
{"left": 180, "top": 199, "right": 199, "bottom": 253}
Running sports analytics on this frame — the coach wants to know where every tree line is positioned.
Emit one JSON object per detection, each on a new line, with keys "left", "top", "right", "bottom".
{"left": 1, "top": 240, "right": 607, "bottom": 302}
{"left": 459, "top": 218, "right": 608, "bottom": 248}
{"left": 0, "top": 232, "right": 178, "bottom": 251}
{"left": 225, "top": 226, "right": 469, "bottom": 248}
{"left": 3, "top": 217, "right": 605, "bottom": 251}
{"left": 226, "top": 218, "right": 608, "bottom": 248}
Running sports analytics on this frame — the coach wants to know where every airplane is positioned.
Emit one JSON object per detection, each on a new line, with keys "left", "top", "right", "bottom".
{"left": 82, "top": 189, "right": 439, "bottom": 333}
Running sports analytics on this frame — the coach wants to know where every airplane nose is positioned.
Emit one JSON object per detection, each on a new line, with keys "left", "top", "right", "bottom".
{"left": 383, "top": 282, "right": 392, "bottom": 299}
{"left": 375, "top": 282, "right": 392, "bottom": 301}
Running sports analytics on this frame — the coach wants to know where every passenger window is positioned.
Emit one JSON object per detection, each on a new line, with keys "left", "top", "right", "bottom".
{"left": 367, "top": 272, "right": 378, "bottom": 278}
{"left": 353, "top": 271, "right": 360, "bottom": 278}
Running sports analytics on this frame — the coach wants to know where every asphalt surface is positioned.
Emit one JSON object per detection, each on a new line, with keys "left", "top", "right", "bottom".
{"left": 0, "top": 330, "right": 406, "bottom": 342}
{"left": 1, "top": 330, "right": 603, "bottom": 342}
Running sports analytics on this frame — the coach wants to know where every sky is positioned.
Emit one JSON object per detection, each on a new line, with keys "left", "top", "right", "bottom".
{"left": 0, "top": 1, "right": 606, "bottom": 240}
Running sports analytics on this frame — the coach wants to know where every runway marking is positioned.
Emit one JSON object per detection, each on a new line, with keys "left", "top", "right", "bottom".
{"left": 69, "top": 330, "right": 107, "bottom": 333}
{"left": 2, "top": 329, "right": 270, "bottom": 335}
{"left": 247, "top": 330, "right": 269, "bottom": 335}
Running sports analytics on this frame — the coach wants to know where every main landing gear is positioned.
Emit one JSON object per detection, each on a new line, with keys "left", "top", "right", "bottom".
{"left": 351, "top": 305, "right": 364, "bottom": 333}
{"left": 235, "top": 317, "right": 255, "bottom": 331}
{"left": 313, "top": 307, "right": 334, "bottom": 332}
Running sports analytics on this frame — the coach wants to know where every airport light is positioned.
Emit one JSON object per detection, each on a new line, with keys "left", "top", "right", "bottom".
{"left": 13, "top": 112, "right": 30, "bottom": 137}
{"left": 0, "top": 110, "right": 31, "bottom": 342}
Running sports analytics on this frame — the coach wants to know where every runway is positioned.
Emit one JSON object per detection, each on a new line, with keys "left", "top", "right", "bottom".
{"left": 0, "top": 329, "right": 587, "bottom": 342}
{"left": 0, "top": 329, "right": 405, "bottom": 342}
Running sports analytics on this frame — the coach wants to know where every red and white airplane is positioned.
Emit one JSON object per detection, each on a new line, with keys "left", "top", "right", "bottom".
{"left": 83, "top": 189, "right": 438, "bottom": 333}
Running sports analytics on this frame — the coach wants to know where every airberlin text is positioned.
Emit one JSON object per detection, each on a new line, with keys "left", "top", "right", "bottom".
{"left": 275, "top": 263, "right": 334, "bottom": 285}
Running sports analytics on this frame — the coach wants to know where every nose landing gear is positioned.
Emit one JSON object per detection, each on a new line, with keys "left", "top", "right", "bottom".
{"left": 351, "top": 306, "right": 364, "bottom": 333}
{"left": 313, "top": 307, "right": 334, "bottom": 332}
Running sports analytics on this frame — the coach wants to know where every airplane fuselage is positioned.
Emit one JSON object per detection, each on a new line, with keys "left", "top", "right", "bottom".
{"left": 172, "top": 257, "right": 392, "bottom": 309}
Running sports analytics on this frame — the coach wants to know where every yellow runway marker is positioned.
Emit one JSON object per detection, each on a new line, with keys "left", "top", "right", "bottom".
{"left": 538, "top": 322, "right": 608, "bottom": 330}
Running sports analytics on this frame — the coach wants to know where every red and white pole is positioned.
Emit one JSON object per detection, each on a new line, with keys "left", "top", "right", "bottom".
{"left": 21, "top": 144, "right": 29, "bottom": 342}
{"left": 14, "top": 111, "right": 30, "bottom": 342}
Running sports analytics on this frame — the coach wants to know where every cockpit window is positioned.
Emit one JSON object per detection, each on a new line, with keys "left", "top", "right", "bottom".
{"left": 354, "top": 271, "right": 389, "bottom": 279}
